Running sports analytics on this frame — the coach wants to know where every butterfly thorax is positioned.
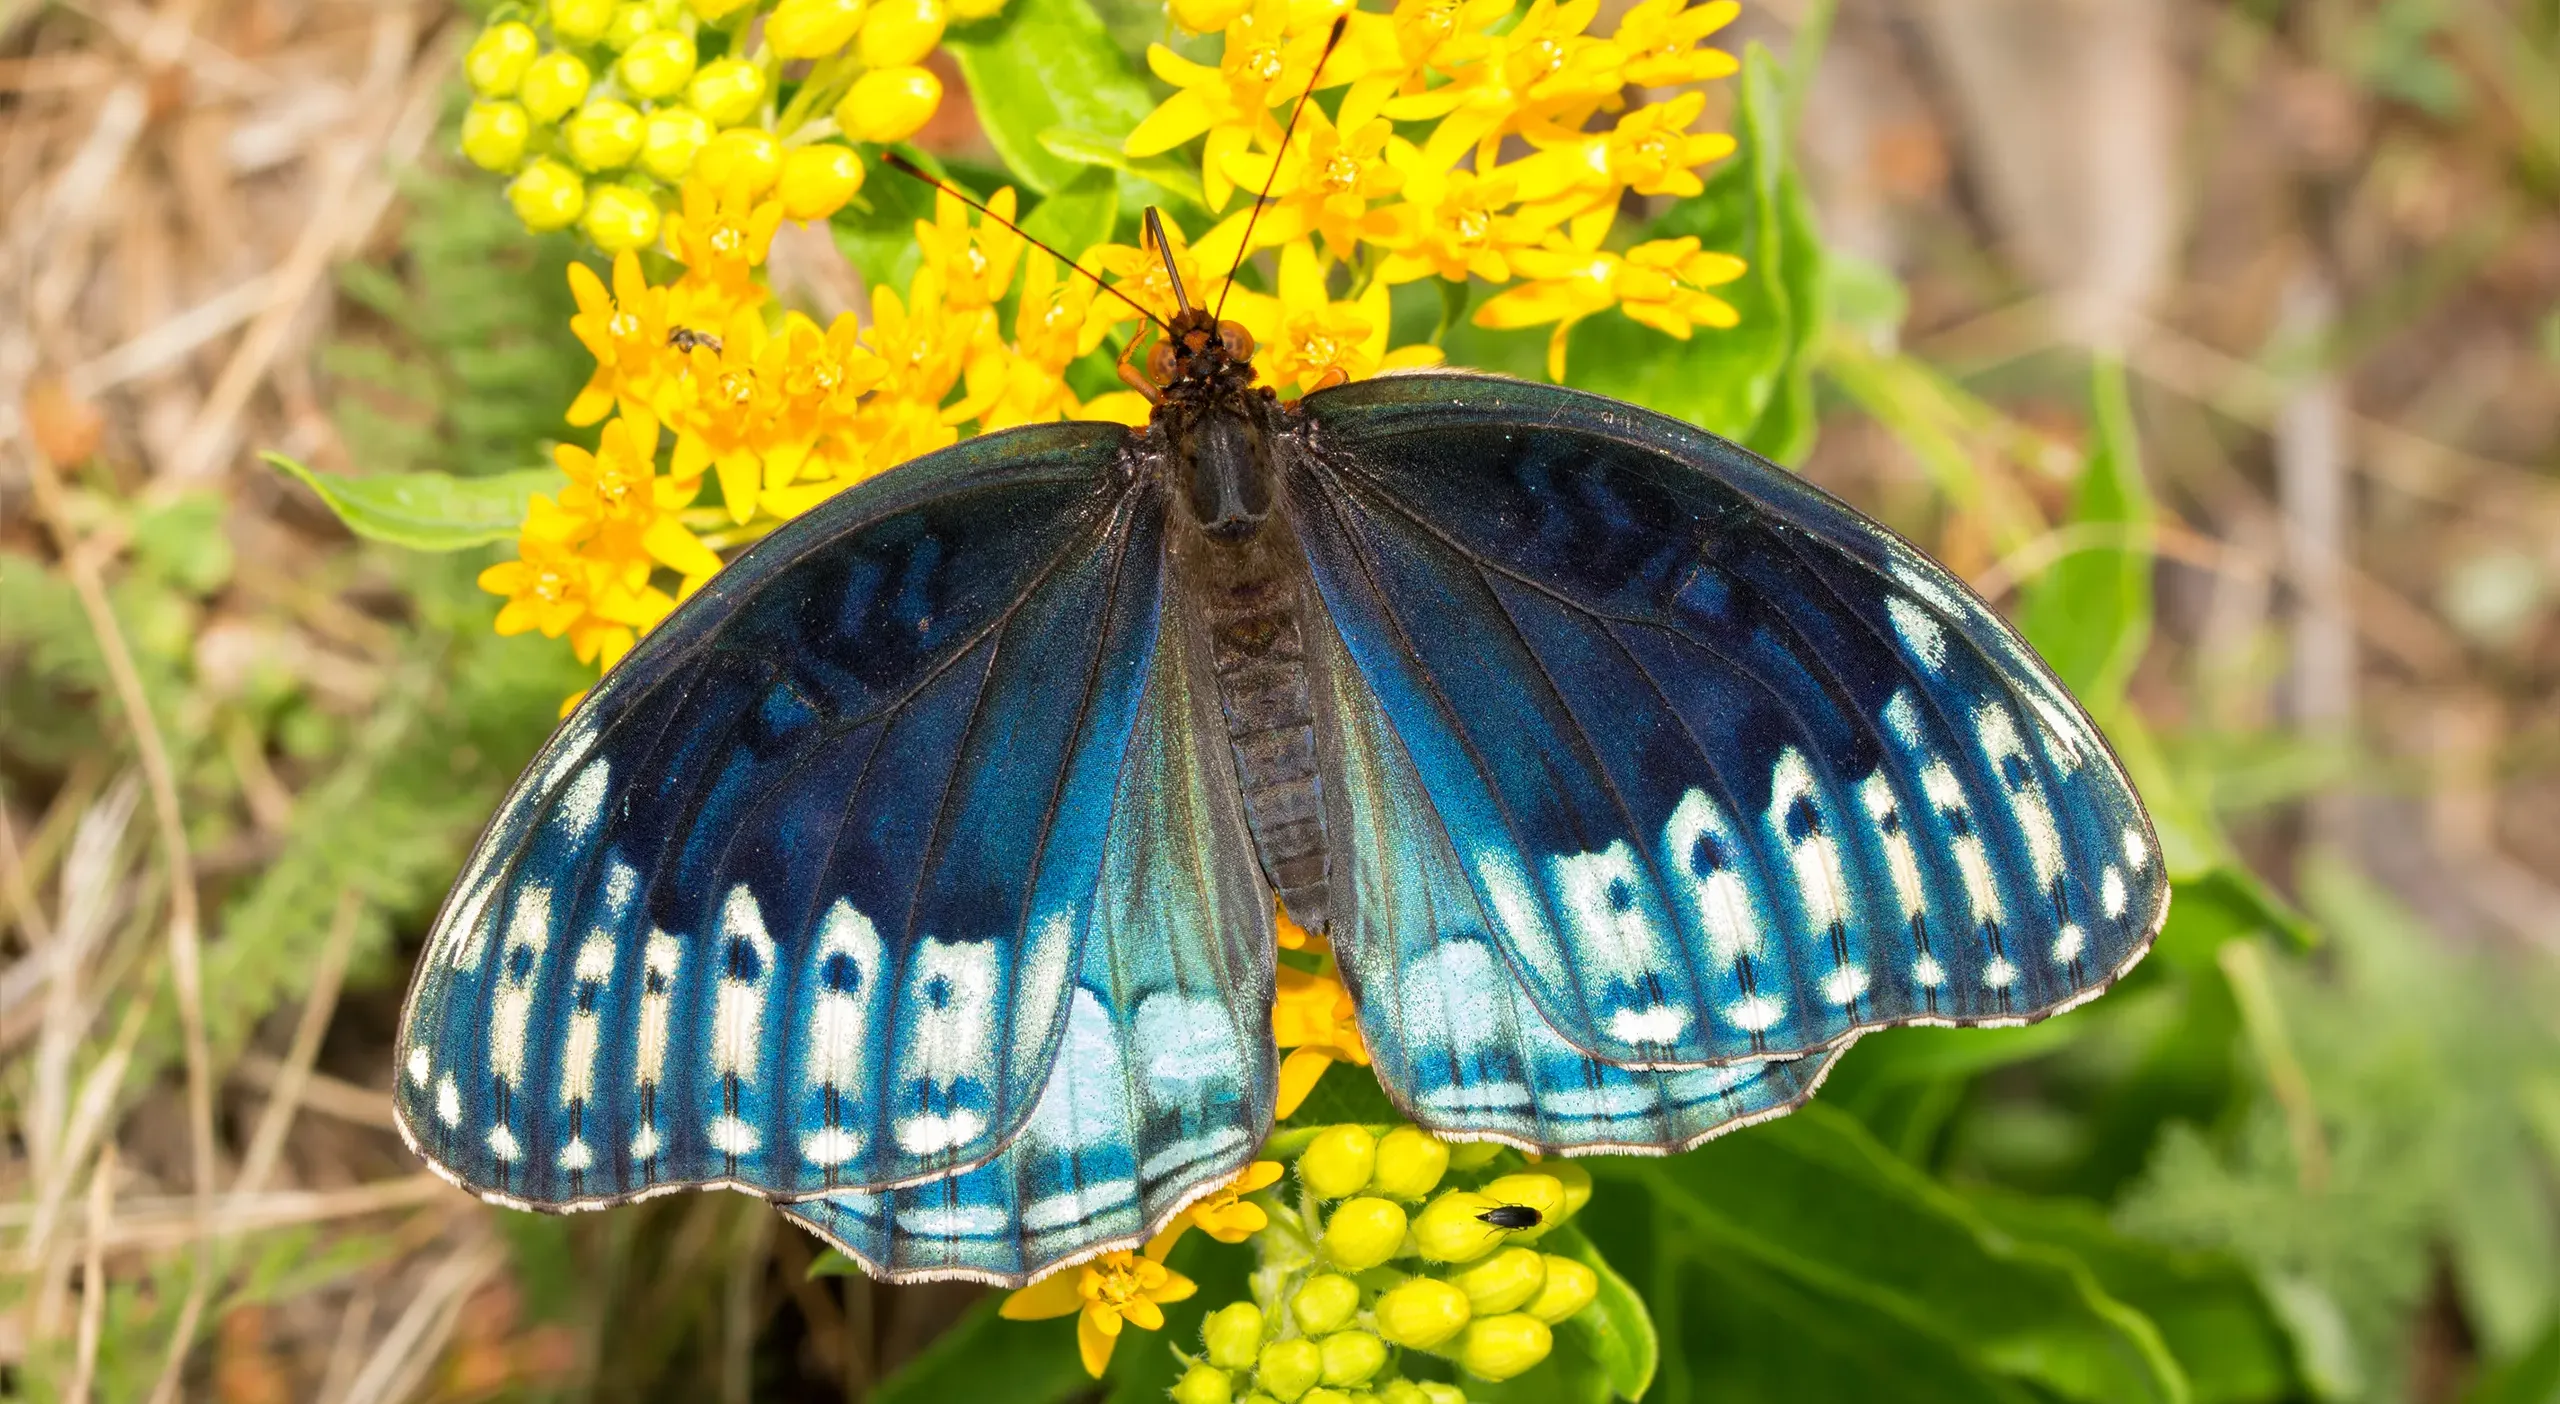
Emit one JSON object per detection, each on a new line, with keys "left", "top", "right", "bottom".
{"left": 1153, "top": 308, "right": 1334, "bottom": 935}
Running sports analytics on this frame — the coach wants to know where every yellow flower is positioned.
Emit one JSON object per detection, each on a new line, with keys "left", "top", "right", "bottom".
{"left": 665, "top": 308, "right": 789, "bottom": 523}
{"left": 915, "top": 186, "right": 1025, "bottom": 318}
{"left": 1275, "top": 904, "right": 1327, "bottom": 953}
{"left": 1341, "top": 0, "right": 1512, "bottom": 116}
{"left": 663, "top": 174, "right": 786, "bottom": 322}
{"left": 1171, "top": 1159, "right": 1287, "bottom": 1246}
{"left": 1473, "top": 229, "right": 1746, "bottom": 378}
{"left": 1273, "top": 961, "right": 1370, "bottom": 1117}
{"left": 1392, "top": 0, "right": 1616, "bottom": 168}
{"left": 1515, "top": 90, "right": 1736, "bottom": 223}
{"left": 962, "top": 251, "right": 1109, "bottom": 431}
{"left": 1375, "top": 153, "right": 1555, "bottom": 284}
{"left": 1613, "top": 0, "right": 1739, "bottom": 87}
{"left": 1231, "top": 241, "right": 1442, "bottom": 394}
{"left": 999, "top": 1239, "right": 1199, "bottom": 1378}
{"left": 565, "top": 252, "right": 676, "bottom": 425}
{"left": 1125, "top": 0, "right": 1330, "bottom": 209}
{"left": 757, "top": 311, "right": 889, "bottom": 514}
{"left": 481, "top": 529, "right": 602, "bottom": 639}
{"left": 1217, "top": 95, "right": 1407, "bottom": 260}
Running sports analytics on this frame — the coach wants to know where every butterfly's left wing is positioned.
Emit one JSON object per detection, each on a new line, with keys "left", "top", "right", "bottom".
{"left": 1291, "top": 374, "right": 2165, "bottom": 1083}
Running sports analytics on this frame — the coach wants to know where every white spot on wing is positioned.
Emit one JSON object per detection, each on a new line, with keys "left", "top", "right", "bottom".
{"left": 1552, "top": 840, "right": 1678, "bottom": 991}
{"left": 2124, "top": 827, "right": 2151, "bottom": 871}
{"left": 1913, "top": 954, "right": 1947, "bottom": 987}
{"left": 897, "top": 936, "right": 999, "bottom": 1096}
{"left": 630, "top": 1125, "right": 661, "bottom": 1160}
{"left": 1402, "top": 939, "right": 1509, "bottom": 1055}
{"left": 712, "top": 885, "right": 775, "bottom": 1084}
{"left": 1606, "top": 1004, "right": 1691, "bottom": 1044}
{"left": 489, "top": 886, "right": 551, "bottom": 1085}
{"left": 1025, "top": 988, "right": 1131, "bottom": 1152}
{"left": 707, "top": 1115, "right": 760, "bottom": 1155}
{"left": 802, "top": 1127, "right": 864, "bottom": 1166}
{"left": 1663, "top": 788, "right": 1762, "bottom": 966}
{"left": 1821, "top": 964, "right": 1871, "bottom": 1006}
{"left": 1475, "top": 851, "right": 1572, "bottom": 994}
{"left": 1861, "top": 771, "right": 1926, "bottom": 919}
{"left": 895, "top": 1110, "right": 988, "bottom": 1156}
{"left": 2102, "top": 868, "right": 2128, "bottom": 920}
{"left": 1769, "top": 748, "right": 1853, "bottom": 934}
{"left": 407, "top": 1046, "right": 430, "bottom": 1088}
{"left": 487, "top": 1125, "right": 519, "bottom": 1161}
{"left": 558, "top": 1138, "right": 593, "bottom": 1172}
{"left": 636, "top": 930, "right": 681, "bottom": 1089}
{"left": 435, "top": 1074, "right": 461, "bottom": 1128}
{"left": 1887, "top": 597, "right": 1947, "bottom": 670}
{"left": 1134, "top": 992, "right": 1243, "bottom": 1091}
{"left": 1725, "top": 993, "right": 1785, "bottom": 1032}
{"left": 1982, "top": 957, "right": 2019, "bottom": 990}
{"left": 1975, "top": 704, "right": 2064, "bottom": 891}
{"left": 559, "top": 757, "right": 610, "bottom": 838}
{"left": 807, "top": 900, "right": 883, "bottom": 1091}
{"left": 2053, "top": 924, "right": 2086, "bottom": 963}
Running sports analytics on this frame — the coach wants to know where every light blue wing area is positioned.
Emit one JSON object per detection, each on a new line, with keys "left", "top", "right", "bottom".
{"left": 395, "top": 423, "right": 1267, "bottom": 1217}
{"left": 1293, "top": 374, "right": 2165, "bottom": 1071}
{"left": 1312, "top": 606, "right": 1843, "bottom": 1154}
{"left": 777, "top": 605, "right": 1277, "bottom": 1285}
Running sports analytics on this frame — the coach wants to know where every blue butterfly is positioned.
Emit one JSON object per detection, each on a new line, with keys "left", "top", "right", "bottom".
{"left": 394, "top": 295, "right": 2163, "bottom": 1285}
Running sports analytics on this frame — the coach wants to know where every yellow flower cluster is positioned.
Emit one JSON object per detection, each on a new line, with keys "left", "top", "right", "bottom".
{"left": 481, "top": 167, "right": 1149, "bottom": 692}
{"left": 1004, "top": 1120, "right": 1604, "bottom": 1392}
{"left": 461, "top": 0, "right": 994, "bottom": 250}
{"left": 1128, "top": 0, "right": 1749, "bottom": 378}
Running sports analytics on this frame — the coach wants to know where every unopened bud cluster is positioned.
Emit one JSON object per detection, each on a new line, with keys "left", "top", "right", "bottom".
{"left": 460, "top": 0, "right": 995, "bottom": 247}
{"left": 1170, "top": 1125, "right": 1604, "bottom": 1401}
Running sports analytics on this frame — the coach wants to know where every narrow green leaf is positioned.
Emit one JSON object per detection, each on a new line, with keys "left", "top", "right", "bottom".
{"left": 1611, "top": 1105, "right": 2192, "bottom": 1404}
{"left": 1036, "top": 127, "right": 1208, "bottom": 211}
{"left": 1542, "top": 1223, "right": 1659, "bottom": 1401}
{"left": 2019, "top": 356, "right": 2155, "bottom": 709}
{"left": 262, "top": 452, "right": 559, "bottom": 552}
{"left": 1741, "top": 140, "right": 1827, "bottom": 465}
{"left": 2464, "top": 1314, "right": 2560, "bottom": 1404}
{"left": 947, "top": 0, "right": 1155, "bottom": 196}
{"left": 1967, "top": 1192, "right": 2299, "bottom": 1404}
{"left": 869, "top": 1298, "right": 1092, "bottom": 1404}
{"left": 1022, "top": 166, "right": 1121, "bottom": 263}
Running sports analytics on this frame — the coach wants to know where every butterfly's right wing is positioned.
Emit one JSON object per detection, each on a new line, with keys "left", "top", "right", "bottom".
{"left": 395, "top": 423, "right": 1271, "bottom": 1236}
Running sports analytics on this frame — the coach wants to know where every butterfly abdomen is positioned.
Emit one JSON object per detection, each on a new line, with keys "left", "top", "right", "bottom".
{"left": 1186, "top": 516, "right": 1333, "bottom": 934}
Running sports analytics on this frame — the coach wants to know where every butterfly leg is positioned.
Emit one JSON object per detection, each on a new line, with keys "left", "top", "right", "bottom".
{"left": 1117, "top": 325, "right": 1164, "bottom": 404}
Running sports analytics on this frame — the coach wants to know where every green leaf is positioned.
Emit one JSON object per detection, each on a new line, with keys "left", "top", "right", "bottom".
{"left": 946, "top": 0, "right": 1156, "bottom": 197}
{"left": 262, "top": 452, "right": 560, "bottom": 551}
{"left": 1542, "top": 1223, "right": 1659, "bottom": 1401}
{"left": 832, "top": 145, "right": 947, "bottom": 294}
{"left": 1606, "top": 1105, "right": 2191, "bottom": 1404}
{"left": 1741, "top": 138, "right": 1827, "bottom": 465}
{"left": 1023, "top": 166, "right": 1123, "bottom": 261}
{"left": 1967, "top": 1192, "right": 2298, "bottom": 1404}
{"left": 868, "top": 1299, "right": 1093, "bottom": 1404}
{"left": 1037, "top": 127, "right": 1208, "bottom": 212}
{"left": 2018, "top": 356, "right": 2155, "bottom": 710}
{"left": 2464, "top": 1314, "right": 2560, "bottom": 1404}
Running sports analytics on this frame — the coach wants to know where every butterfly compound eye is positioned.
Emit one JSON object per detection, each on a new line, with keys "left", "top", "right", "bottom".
{"left": 1218, "top": 321, "right": 1255, "bottom": 361}
{"left": 1148, "top": 338, "right": 1178, "bottom": 385}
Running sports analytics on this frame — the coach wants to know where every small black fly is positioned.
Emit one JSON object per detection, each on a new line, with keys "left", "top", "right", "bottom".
{"left": 1477, "top": 1203, "right": 1544, "bottom": 1231}
{"left": 668, "top": 326, "right": 724, "bottom": 355}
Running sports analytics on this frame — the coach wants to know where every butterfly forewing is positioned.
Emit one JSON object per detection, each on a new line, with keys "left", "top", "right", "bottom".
{"left": 1291, "top": 374, "right": 2165, "bottom": 1074}
{"left": 396, "top": 424, "right": 1268, "bottom": 1225}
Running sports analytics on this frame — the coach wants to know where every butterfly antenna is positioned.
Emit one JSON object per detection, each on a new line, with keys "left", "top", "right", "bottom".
{"left": 1141, "top": 207, "right": 1192, "bottom": 314}
{"left": 883, "top": 152, "right": 1171, "bottom": 332}
{"left": 1213, "top": 12, "right": 1350, "bottom": 324}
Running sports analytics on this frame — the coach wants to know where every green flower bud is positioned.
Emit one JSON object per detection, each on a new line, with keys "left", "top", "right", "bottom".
{"left": 1370, "top": 1126, "right": 1450, "bottom": 1199}
{"left": 1524, "top": 1255, "right": 1597, "bottom": 1323}
{"left": 603, "top": 2, "right": 658, "bottom": 50}
{"left": 1457, "top": 1314, "right": 1552, "bottom": 1383}
{"left": 1204, "top": 1301, "right": 1267, "bottom": 1371}
{"left": 465, "top": 22, "right": 540, "bottom": 95}
{"left": 616, "top": 29, "right": 696, "bottom": 98}
{"left": 1475, "top": 1174, "right": 1565, "bottom": 1241}
{"left": 1445, "top": 1142, "right": 1504, "bottom": 1172}
{"left": 639, "top": 105, "right": 714, "bottom": 181}
{"left": 1299, "top": 1125, "right": 1377, "bottom": 1201}
{"left": 1374, "top": 1276, "right": 1471, "bottom": 1349}
{"left": 1376, "top": 1382, "right": 1430, "bottom": 1404}
{"left": 1547, "top": 1161, "right": 1592, "bottom": 1221}
{"left": 550, "top": 0, "right": 617, "bottom": 43}
{"left": 1412, "top": 1190, "right": 1502, "bottom": 1263}
{"left": 565, "top": 99, "right": 645, "bottom": 170}
{"left": 1257, "top": 1337, "right": 1323, "bottom": 1402}
{"left": 518, "top": 51, "right": 592, "bottom": 125}
{"left": 1417, "top": 1383, "right": 1469, "bottom": 1404}
{"left": 1243, "top": 1395, "right": 1283, "bottom": 1404}
{"left": 507, "top": 158, "right": 587, "bottom": 231}
{"left": 460, "top": 100, "right": 531, "bottom": 171}
{"left": 580, "top": 183, "right": 661, "bottom": 252}
{"left": 1301, "top": 1390, "right": 1357, "bottom": 1404}
{"left": 686, "top": 56, "right": 767, "bottom": 126}
{"left": 1174, "top": 1363, "right": 1237, "bottom": 1404}
{"left": 1446, "top": 1247, "right": 1545, "bottom": 1315}
{"left": 1319, "top": 1330, "right": 1388, "bottom": 1386}
{"left": 1291, "top": 1274, "right": 1361, "bottom": 1336}
{"left": 1321, "top": 1197, "right": 1408, "bottom": 1273}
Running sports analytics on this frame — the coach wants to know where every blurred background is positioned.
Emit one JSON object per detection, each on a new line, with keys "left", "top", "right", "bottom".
{"left": 3, "top": 0, "right": 2557, "bottom": 1400}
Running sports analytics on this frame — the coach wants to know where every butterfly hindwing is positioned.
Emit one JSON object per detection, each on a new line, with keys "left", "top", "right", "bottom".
{"left": 1312, "top": 602, "right": 1845, "bottom": 1151}
{"left": 1294, "top": 374, "right": 2165, "bottom": 1073}
{"left": 395, "top": 424, "right": 1267, "bottom": 1220}
{"left": 780, "top": 588, "right": 1277, "bottom": 1283}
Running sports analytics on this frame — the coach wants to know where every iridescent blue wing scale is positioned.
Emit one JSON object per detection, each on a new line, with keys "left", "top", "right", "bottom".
{"left": 394, "top": 424, "right": 1275, "bottom": 1283}
{"left": 1293, "top": 374, "right": 2165, "bottom": 1079}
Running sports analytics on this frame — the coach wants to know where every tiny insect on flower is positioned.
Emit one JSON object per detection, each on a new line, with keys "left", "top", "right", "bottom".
{"left": 999, "top": 1237, "right": 1199, "bottom": 1378}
